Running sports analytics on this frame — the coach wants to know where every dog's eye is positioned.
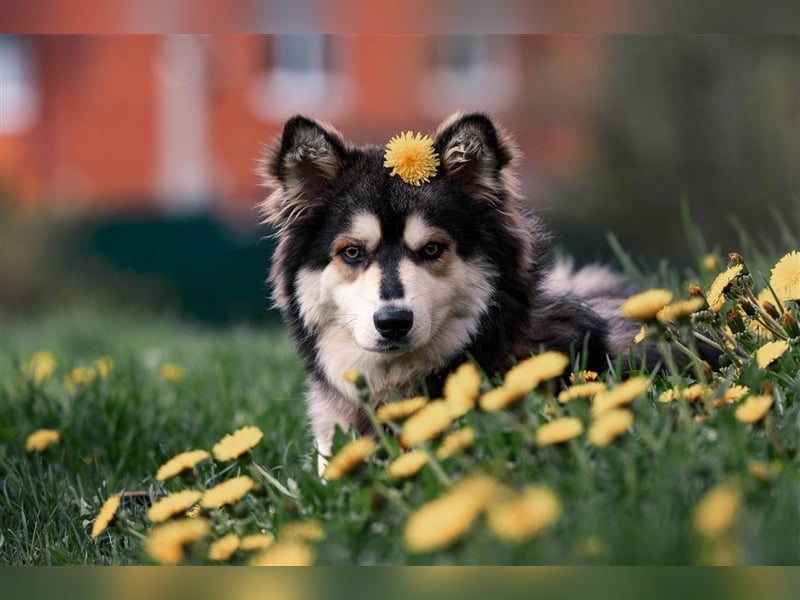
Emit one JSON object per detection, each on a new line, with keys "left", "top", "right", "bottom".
{"left": 421, "top": 242, "right": 445, "bottom": 260}
{"left": 341, "top": 245, "right": 363, "bottom": 263}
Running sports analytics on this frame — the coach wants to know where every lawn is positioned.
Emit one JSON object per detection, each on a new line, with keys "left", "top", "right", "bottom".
{"left": 1, "top": 250, "right": 799, "bottom": 565}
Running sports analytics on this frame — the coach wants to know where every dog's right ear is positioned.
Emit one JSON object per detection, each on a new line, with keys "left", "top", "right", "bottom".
{"left": 258, "top": 116, "right": 347, "bottom": 228}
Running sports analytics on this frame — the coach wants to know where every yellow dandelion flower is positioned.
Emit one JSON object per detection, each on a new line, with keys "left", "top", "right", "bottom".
{"left": 401, "top": 400, "right": 454, "bottom": 446}
{"left": 592, "top": 376, "right": 650, "bottom": 416}
{"left": 436, "top": 427, "right": 476, "bottom": 460}
{"left": 633, "top": 325, "right": 647, "bottom": 344}
{"left": 208, "top": 533, "right": 240, "bottom": 561}
{"left": 570, "top": 370, "right": 599, "bottom": 383}
{"left": 656, "top": 297, "right": 706, "bottom": 324}
{"left": 91, "top": 494, "right": 121, "bottom": 538}
{"left": 155, "top": 449, "right": 210, "bottom": 481}
{"left": 159, "top": 362, "right": 184, "bottom": 381}
{"left": 734, "top": 395, "right": 773, "bottom": 424}
{"left": 444, "top": 362, "right": 481, "bottom": 418}
{"left": 755, "top": 340, "right": 788, "bottom": 368}
{"left": 747, "top": 460, "right": 781, "bottom": 483}
{"left": 536, "top": 417, "right": 584, "bottom": 446}
{"left": 504, "top": 351, "right": 570, "bottom": 396}
{"left": 557, "top": 382, "right": 607, "bottom": 404}
{"left": 322, "top": 437, "right": 377, "bottom": 480}
{"left": 404, "top": 476, "right": 501, "bottom": 553}
{"left": 185, "top": 504, "right": 201, "bottom": 518}
{"left": 64, "top": 366, "right": 96, "bottom": 392}
{"left": 479, "top": 385, "right": 522, "bottom": 411}
{"left": 250, "top": 540, "right": 314, "bottom": 566}
{"left": 239, "top": 533, "right": 275, "bottom": 551}
{"left": 702, "top": 254, "right": 718, "bottom": 271}
{"left": 658, "top": 388, "right": 677, "bottom": 404}
{"left": 146, "top": 518, "right": 211, "bottom": 564}
{"left": 279, "top": 520, "right": 326, "bottom": 542}
{"left": 212, "top": 425, "right": 264, "bottom": 461}
{"left": 24, "top": 350, "right": 57, "bottom": 384}
{"left": 93, "top": 356, "right": 114, "bottom": 379}
{"left": 376, "top": 396, "right": 427, "bottom": 423}
{"left": 25, "top": 428, "right": 60, "bottom": 452}
{"left": 713, "top": 384, "right": 750, "bottom": 407}
{"left": 386, "top": 450, "right": 429, "bottom": 479}
{"left": 683, "top": 383, "right": 707, "bottom": 404}
{"left": 620, "top": 289, "right": 673, "bottom": 321}
{"left": 588, "top": 409, "right": 634, "bottom": 447}
{"left": 693, "top": 484, "right": 740, "bottom": 537}
{"left": 147, "top": 490, "right": 203, "bottom": 523}
{"left": 770, "top": 250, "right": 800, "bottom": 302}
{"left": 342, "top": 370, "right": 361, "bottom": 384}
{"left": 706, "top": 264, "right": 744, "bottom": 313}
{"left": 383, "top": 131, "right": 439, "bottom": 186}
{"left": 200, "top": 476, "right": 255, "bottom": 509}
{"left": 486, "top": 486, "right": 562, "bottom": 543}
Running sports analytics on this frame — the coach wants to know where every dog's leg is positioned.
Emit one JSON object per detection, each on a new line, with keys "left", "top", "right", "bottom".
{"left": 307, "top": 379, "right": 365, "bottom": 475}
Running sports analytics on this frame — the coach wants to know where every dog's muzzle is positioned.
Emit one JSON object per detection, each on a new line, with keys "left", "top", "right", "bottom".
{"left": 373, "top": 306, "right": 414, "bottom": 341}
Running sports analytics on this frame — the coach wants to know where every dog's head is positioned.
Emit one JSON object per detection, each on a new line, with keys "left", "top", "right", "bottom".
{"left": 259, "top": 113, "right": 542, "bottom": 382}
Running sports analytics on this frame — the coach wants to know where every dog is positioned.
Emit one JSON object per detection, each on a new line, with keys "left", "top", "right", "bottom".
{"left": 259, "top": 112, "right": 652, "bottom": 470}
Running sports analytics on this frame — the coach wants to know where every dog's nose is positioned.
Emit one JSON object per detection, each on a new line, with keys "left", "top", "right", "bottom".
{"left": 373, "top": 307, "right": 414, "bottom": 340}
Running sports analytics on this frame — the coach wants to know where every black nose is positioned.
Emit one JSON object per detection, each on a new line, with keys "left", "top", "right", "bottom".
{"left": 373, "top": 307, "right": 414, "bottom": 340}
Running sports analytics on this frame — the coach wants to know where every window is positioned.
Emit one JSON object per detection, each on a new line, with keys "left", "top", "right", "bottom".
{"left": 416, "top": 36, "right": 519, "bottom": 116}
{"left": 0, "top": 35, "right": 38, "bottom": 135}
{"left": 248, "top": 35, "right": 353, "bottom": 121}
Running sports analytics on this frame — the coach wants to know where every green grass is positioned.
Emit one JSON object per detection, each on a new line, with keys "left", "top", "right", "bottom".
{"left": 2, "top": 251, "right": 799, "bottom": 565}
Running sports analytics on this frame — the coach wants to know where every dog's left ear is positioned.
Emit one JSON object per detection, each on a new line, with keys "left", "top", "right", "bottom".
{"left": 433, "top": 112, "right": 519, "bottom": 201}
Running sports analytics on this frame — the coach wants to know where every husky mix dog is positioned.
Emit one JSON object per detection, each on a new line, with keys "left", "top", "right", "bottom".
{"left": 259, "top": 112, "right": 648, "bottom": 468}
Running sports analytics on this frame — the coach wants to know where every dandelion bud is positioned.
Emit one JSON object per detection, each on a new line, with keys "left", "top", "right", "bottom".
{"left": 727, "top": 252, "right": 744, "bottom": 265}
{"left": 739, "top": 299, "right": 757, "bottom": 317}
{"left": 726, "top": 307, "right": 746, "bottom": 334}
{"left": 688, "top": 284, "right": 703, "bottom": 297}
{"left": 762, "top": 301, "right": 780, "bottom": 319}
{"left": 782, "top": 312, "right": 800, "bottom": 337}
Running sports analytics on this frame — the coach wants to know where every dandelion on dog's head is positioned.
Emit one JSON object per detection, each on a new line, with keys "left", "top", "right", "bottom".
{"left": 383, "top": 131, "right": 439, "bottom": 186}
{"left": 208, "top": 533, "right": 240, "bottom": 561}
{"left": 212, "top": 425, "right": 263, "bottom": 461}
{"left": 24, "top": 350, "right": 57, "bottom": 384}
{"left": 536, "top": 417, "right": 584, "bottom": 447}
{"left": 147, "top": 490, "right": 203, "bottom": 523}
{"left": 200, "top": 476, "right": 255, "bottom": 509}
{"left": 91, "top": 494, "right": 121, "bottom": 538}
{"left": 159, "top": 362, "right": 184, "bottom": 381}
{"left": 620, "top": 289, "right": 673, "bottom": 321}
{"left": 386, "top": 450, "right": 429, "bottom": 479}
{"left": 25, "top": 429, "right": 60, "bottom": 452}
{"left": 755, "top": 340, "right": 788, "bottom": 369}
{"left": 146, "top": 518, "right": 211, "bottom": 564}
{"left": 155, "top": 449, "right": 210, "bottom": 481}
{"left": 770, "top": 250, "right": 800, "bottom": 302}
{"left": 693, "top": 483, "right": 740, "bottom": 537}
{"left": 322, "top": 437, "right": 377, "bottom": 480}
{"left": 444, "top": 362, "right": 481, "bottom": 418}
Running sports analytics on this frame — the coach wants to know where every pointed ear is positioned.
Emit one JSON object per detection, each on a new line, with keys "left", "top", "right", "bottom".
{"left": 433, "top": 112, "right": 520, "bottom": 202}
{"left": 258, "top": 116, "right": 347, "bottom": 228}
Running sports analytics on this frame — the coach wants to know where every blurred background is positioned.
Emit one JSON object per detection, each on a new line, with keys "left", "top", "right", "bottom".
{"left": 1, "top": 35, "right": 798, "bottom": 324}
